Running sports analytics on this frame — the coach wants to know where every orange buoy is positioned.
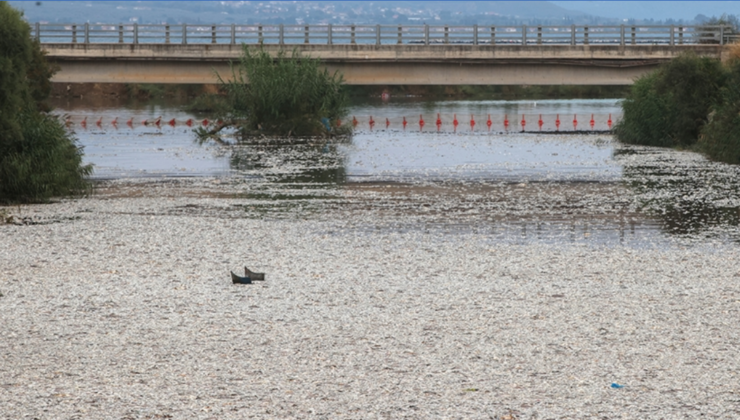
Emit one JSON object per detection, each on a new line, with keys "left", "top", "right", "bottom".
{"left": 486, "top": 114, "right": 492, "bottom": 131}
{"left": 402, "top": 116, "right": 407, "bottom": 130}
{"left": 385, "top": 117, "right": 390, "bottom": 128}
{"left": 436, "top": 113, "right": 442, "bottom": 131}
{"left": 589, "top": 114, "right": 595, "bottom": 130}
{"left": 419, "top": 114, "right": 425, "bottom": 130}
{"left": 470, "top": 114, "right": 475, "bottom": 130}
{"left": 520, "top": 114, "right": 526, "bottom": 131}
{"left": 352, "top": 116, "right": 358, "bottom": 127}
{"left": 504, "top": 114, "right": 509, "bottom": 131}
{"left": 185, "top": 118, "right": 193, "bottom": 127}
{"left": 538, "top": 114, "right": 543, "bottom": 131}
{"left": 202, "top": 118, "right": 209, "bottom": 126}
{"left": 168, "top": 118, "right": 176, "bottom": 127}
{"left": 453, "top": 114, "right": 459, "bottom": 131}
{"left": 555, "top": 114, "right": 561, "bottom": 131}
{"left": 369, "top": 116, "right": 375, "bottom": 129}
{"left": 573, "top": 114, "right": 578, "bottom": 131}
{"left": 607, "top": 113, "right": 613, "bottom": 130}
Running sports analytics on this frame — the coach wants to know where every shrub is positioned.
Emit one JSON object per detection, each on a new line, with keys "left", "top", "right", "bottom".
{"left": 216, "top": 45, "right": 349, "bottom": 137}
{"left": 0, "top": 111, "right": 92, "bottom": 201}
{"left": 0, "top": 1, "right": 92, "bottom": 203}
{"left": 614, "top": 53, "right": 726, "bottom": 148}
{"left": 699, "top": 60, "right": 740, "bottom": 164}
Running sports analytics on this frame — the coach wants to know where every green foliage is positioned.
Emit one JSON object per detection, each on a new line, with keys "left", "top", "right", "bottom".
{"left": 614, "top": 53, "right": 726, "bottom": 148}
{"left": 699, "top": 61, "right": 740, "bottom": 164}
{"left": 219, "top": 45, "right": 349, "bottom": 137}
{"left": 0, "top": 1, "right": 92, "bottom": 203}
{"left": 0, "top": 111, "right": 93, "bottom": 202}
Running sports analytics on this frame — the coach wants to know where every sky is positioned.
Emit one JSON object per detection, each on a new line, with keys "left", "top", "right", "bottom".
{"left": 552, "top": 1, "right": 740, "bottom": 21}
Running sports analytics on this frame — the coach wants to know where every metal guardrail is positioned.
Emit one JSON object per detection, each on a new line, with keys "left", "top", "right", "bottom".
{"left": 32, "top": 23, "right": 734, "bottom": 46}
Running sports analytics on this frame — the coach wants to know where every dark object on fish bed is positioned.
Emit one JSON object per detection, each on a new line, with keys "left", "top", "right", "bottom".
{"left": 245, "top": 266, "right": 265, "bottom": 281}
{"left": 231, "top": 271, "right": 252, "bottom": 284}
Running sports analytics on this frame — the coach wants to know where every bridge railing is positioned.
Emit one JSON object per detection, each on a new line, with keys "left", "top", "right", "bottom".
{"left": 31, "top": 23, "right": 734, "bottom": 46}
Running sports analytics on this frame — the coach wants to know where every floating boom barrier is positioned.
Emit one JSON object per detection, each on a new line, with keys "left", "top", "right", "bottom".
{"left": 60, "top": 113, "right": 618, "bottom": 133}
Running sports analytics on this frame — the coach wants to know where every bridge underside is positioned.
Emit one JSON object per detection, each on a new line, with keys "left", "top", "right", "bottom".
{"left": 45, "top": 43, "right": 723, "bottom": 85}
{"left": 51, "top": 60, "right": 658, "bottom": 85}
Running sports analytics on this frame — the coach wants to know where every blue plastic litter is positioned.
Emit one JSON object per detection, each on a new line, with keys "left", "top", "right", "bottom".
{"left": 321, "top": 117, "right": 331, "bottom": 132}
{"left": 610, "top": 383, "right": 625, "bottom": 389}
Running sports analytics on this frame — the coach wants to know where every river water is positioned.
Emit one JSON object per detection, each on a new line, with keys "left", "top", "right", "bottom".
{"left": 50, "top": 97, "right": 740, "bottom": 247}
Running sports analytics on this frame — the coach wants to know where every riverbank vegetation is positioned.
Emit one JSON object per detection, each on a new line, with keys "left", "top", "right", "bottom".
{"left": 196, "top": 45, "right": 350, "bottom": 140}
{"left": 615, "top": 46, "right": 740, "bottom": 164}
{"left": 0, "top": 1, "right": 92, "bottom": 203}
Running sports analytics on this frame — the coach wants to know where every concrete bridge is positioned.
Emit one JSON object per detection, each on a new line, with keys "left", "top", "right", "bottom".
{"left": 38, "top": 24, "right": 732, "bottom": 85}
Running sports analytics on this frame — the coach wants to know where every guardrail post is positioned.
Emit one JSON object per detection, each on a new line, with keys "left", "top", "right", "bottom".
{"left": 183, "top": 24, "right": 187, "bottom": 45}
{"left": 376, "top": 24, "right": 380, "bottom": 45}
{"left": 211, "top": 25, "right": 216, "bottom": 44}
{"left": 670, "top": 25, "right": 674, "bottom": 46}
{"left": 328, "top": 24, "right": 333, "bottom": 45}
{"left": 133, "top": 23, "right": 138, "bottom": 44}
{"left": 119, "top": 25, "right": 123, "bottom": 43}
{"left": 620, "top": 24, "right": 625, "bottom": 45}
{"left": 720, "top": 25, "right": 725, "bottom": 45}
{"left": 84, "top": 23, "right": 89, "bottom": 44}
{"left": 473, "top": 24, "right": 478, "bottom": 45}
{"left": 491, "top": 26, "right": 496, "bottom": 45}
{"left": 397, "top": 25, "right": 402, "bottom": 44}
{"left": 584, "top": 26, "right": 588, "bottom": 45}
{"left": 72, "top": 24, "right": 77, "bottom": 43}
{"left": 351, "top": 25, "right": 356, "bottom": 44}
{"left": 279, "top": 24, "right": 284, "bottom": 45}
{"left": 522, "top": 24, "right": 527, "bottom": 45}
{"left": 537, "top": 26, "right": 542, "bottom": 45}
{"left": 631, "top": 26, "right": 635, "bottom": 45}
{"left": 678, "top": 26, "right": 683, "bottom": 45}
{"left": 445, "top": 25, "right": 449, "bottom": 44}
{"left": 571, "top": 24, "right": 575, "bottom": 45}
{"left": 35, "top": 22, "right": 40, "bottom": 41}
{"left": 165, "top": 25, "right": 170, "bottom": 44}
{"left": 424, "top": 24, "right": 429, "bottom": 45}
{"left": 304, "top": 25, "right": 309, "bottom": 44}
{"left": 258, "top": 25, "right": 263, "bottom": 43}
{"left": 231, "top": 24, "right": 235, "bottom": 45}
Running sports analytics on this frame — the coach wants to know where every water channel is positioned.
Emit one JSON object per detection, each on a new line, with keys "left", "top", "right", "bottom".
{"left": 50, "top": 97, "right": 740, "bottom": 247}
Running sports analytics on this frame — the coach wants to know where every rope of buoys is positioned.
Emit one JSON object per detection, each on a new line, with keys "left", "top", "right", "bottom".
{"left": 62, "top": 114, "right": 617, "bottom": 132}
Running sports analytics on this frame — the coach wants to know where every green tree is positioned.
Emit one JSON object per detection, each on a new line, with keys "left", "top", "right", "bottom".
{"left": 0, "top": 1, "right": 91, "bottom": 203}
{"left": 699, "top": 60, "right": 740, "bottom": 164}
{"left": 209, "top": 45, "right": 349, "bottom": 138}
{"left": 614, "top": 53, "right": 726, "bottom": 148}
